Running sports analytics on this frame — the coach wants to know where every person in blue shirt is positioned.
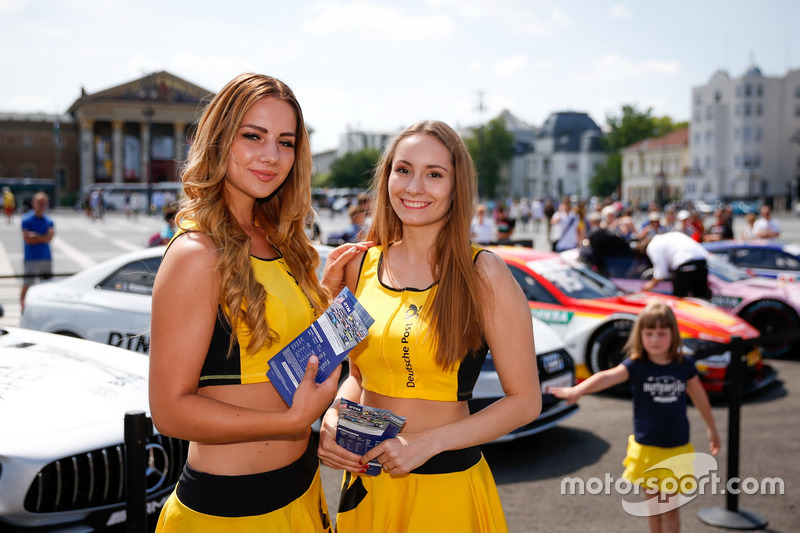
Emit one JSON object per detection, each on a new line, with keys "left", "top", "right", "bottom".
{"left": 20, "top": 192, "right": 55, "bottom": 307}
{"left": 551, "top": 299, "right": 719, "bottom": 533}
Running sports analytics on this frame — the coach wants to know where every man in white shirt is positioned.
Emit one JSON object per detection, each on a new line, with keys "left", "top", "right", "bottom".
{"left": 752, "top": 205, "right": 780, "bottom": 239}
{"left": 641, "top": 231, "right": 711, "bottom": 299}
{"left": 470, "top": 204, "right": 496, "bottom": 244}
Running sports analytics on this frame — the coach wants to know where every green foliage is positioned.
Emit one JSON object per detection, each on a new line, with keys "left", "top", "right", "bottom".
{"left": 464, "top": 116, "right": 515, "bottom": 199}
{"left": 590, "top": 104, "right": 682, "bottom": 197}
{"left": 328, "top": 148, "right": 381, "bottom": 189}
{"left": 590, "top": 152, "right": 622, "bottom": 197}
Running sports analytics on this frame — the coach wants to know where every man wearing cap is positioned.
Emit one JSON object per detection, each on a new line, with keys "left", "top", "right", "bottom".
{"left": 640, "top": 231, "right": 711, "bottom": 299}
{"left": 635, "top": 211, "right": 666, "bottom": 241}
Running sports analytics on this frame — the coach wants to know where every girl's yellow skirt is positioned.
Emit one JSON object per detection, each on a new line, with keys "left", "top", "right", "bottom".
{"left": 622, "top": 434, "right": 695, "bottom": 495}
{"left": 335, "top": 446, "right": 507, "bottom": 533}
{"left": 155, "top": 438, "right": 331, "bottom": 533}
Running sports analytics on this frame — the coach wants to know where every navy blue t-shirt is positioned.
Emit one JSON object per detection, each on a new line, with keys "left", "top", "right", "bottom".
{"left": 622, "top": 356, "right": 697, "bottom": 448}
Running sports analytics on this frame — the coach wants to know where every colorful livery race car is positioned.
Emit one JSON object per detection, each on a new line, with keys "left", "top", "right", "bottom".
{"left": 489, "top": 246, "right": 777, "bottom": 396}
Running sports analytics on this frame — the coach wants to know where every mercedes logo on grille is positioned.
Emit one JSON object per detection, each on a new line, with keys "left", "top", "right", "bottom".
{"left": 144, "top": 443, "right": 170, "bottom": 493}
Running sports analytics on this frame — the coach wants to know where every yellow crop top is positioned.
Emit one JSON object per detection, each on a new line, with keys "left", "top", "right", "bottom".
{"left": 348, "top": 244, "right": 488, "bottom": 402}
{"left": 167, "top": 227, "right": 316, "bottom": 387}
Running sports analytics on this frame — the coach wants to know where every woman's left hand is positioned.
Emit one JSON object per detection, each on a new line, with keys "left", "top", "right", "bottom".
{"left": 360, "top": 433, "right": 434, "bottom": 476}
{"left": 321, "top": 241, "right": 373, "bottom": 294}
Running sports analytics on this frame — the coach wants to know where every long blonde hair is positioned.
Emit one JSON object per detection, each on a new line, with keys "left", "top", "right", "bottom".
{"left": 366, "top": 120, "right": 486, "bottom": 369}
{"left": 623, "top": 299, "right": 683, "bottom": 362}
{"left": 178, "top": 73, "right": 328, "bottom": 353}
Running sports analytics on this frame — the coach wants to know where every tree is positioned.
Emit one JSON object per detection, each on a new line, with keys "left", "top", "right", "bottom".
{"left": 464, "top": 116, "right": 515, "bottom": 199}
{"left": 327, "top": 148, "right": 381, "bottom": 189}
{"left": 590, "top": 104, "right": 682, "bottom": 197}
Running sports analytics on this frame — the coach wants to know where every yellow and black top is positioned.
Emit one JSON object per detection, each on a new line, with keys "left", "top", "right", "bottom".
{"left": 167, "top": 226, "right": 316, "bottom": 387}
{"left": 348, "top": 244, "right": 488, "bottom": 402}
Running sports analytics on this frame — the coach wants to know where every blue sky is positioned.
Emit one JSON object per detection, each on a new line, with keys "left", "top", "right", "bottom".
{"left": 1, "top": 0, "right": 798, "bottom": 152}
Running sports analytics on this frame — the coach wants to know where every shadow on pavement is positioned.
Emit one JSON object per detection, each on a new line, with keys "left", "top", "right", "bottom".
{"left": 483, "top": 426, "right": 610, "bottom": 484}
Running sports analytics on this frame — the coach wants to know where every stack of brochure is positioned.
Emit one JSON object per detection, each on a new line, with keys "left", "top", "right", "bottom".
{"left": 335, "top": 398, "right": 407, "bottom": 476}
{"left": 267, "top": 287, "right": 374, "bottom": 406}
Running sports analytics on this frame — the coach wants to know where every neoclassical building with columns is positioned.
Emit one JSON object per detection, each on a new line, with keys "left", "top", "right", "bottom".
{"left": 67, "top": 71, "right": 211, "bottom": 192}
{"left": 0, "top": 71, "right": 211, "bottom": 206}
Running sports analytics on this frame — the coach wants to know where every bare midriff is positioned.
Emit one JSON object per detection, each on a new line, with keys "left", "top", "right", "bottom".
{"left": 186, "top": 382, "right": 310, "bottom": 476}
{"left": 361, "top": 389, "right": 469, "bottom": 433}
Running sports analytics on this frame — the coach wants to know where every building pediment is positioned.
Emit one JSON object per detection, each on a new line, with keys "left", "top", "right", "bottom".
{"left": 68, "top": 71, "right": 213, "bottom": 114}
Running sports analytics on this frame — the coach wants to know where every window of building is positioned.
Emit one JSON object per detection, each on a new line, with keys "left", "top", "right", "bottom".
{"left": 715, "top": 90, "right": 722, "bottom": 103}
{"left": 743, "top": 126, "right": 752, "bottom": 142}
{"left": 694, "top": 110, "right": 702, "bottom": 122}
{"left": 705, "top": 156, "right": 712, "bottom": 170}
{"left": 694, "top": 92, "right": 702, "bottom": 105}
{"left": 796, "top": 85, "right": 800, "bottom": 98}
{"left": 21, "top": 165, "right": 36, "bottom": 178}
{"left": 706, "top": 130, "right": 713, "bottom": 144}
{"left": 745, "top": 84, "right": 752, "bottom": 97}
{"left": 756, "top": 102, "right": 763, "bottom": 116}
{"left": 694, "top": 132, "right": 701, "bottom": 144}
{"left": 754, "top": 153, "right": 762, "bottom": 168}
{"left": 756, "top": 84, "right": 763, "bottom": 97}
{"left": 744, "top": 103, "right": 751, "bottom": 116}
{"left": 706, "top": 106, "right": 713, "bottom": 119}
{"left": 756, "top": 127, "right": 763, "bottom": 141}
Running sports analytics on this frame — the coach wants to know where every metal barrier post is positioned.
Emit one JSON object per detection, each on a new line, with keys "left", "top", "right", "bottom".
{"left": 125, "top": 410, "right": 151, "bottom": 533}
{"left": 697, "top": 337, "right": 768, "bottom": 529}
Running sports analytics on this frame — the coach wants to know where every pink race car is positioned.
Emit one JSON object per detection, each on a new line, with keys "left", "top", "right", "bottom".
{"left": 565, "top": 248, "right": 800, "bottom": 358}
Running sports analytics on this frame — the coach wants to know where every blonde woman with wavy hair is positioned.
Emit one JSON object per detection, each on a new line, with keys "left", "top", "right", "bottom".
{"left": 149, "top": 73, "right": 366, "bottom": 532}
{"left": 317, "top": 120, "right": 541, "bottom": 532}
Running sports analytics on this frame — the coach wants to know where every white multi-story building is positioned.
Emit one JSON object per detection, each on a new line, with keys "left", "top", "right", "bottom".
{"left": 688, "top": 65, "right": 800, "bottom": 206}
{"left": 511, "top": 111, "right": 606, "bottom": 200}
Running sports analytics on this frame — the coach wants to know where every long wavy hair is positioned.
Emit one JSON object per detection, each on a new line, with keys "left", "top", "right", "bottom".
{"left": 623, "top": 299, "right": 683, "bottom": 362}
{"left": 365, "top": 120, "right": 487, "bottom": 369}
{"left": 177, "top": 73, "right": 328, "bottom": 354}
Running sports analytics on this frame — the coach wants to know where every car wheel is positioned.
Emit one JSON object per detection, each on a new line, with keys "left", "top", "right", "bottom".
{"left": 739, "top": 300, "right": 800, "bottom": 358}
{"left": 589, "top": 319, "right": 633, "bottom": 374}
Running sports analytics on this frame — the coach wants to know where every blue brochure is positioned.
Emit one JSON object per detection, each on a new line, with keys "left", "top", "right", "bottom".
{"left": 267, "top": 287, "right": 374, "bottom": 406}
{"left": 335, "top": 398, "right": 407, "bottom": 476}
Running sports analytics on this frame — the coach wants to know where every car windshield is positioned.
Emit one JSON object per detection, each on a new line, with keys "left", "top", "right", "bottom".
{"left": 707, "top": 254, "right": 750, "bottom": 282}
{"left": 527, "top": 258, "right": 622, "bottom": 299}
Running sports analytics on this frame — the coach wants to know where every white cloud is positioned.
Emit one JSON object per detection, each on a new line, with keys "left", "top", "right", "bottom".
{"left": 576, "top": 54, "right": 681, "bottom": 83}
{"left": 511, "top": 7, "right": 572, "bottom": 35}
{"left": 0, "top": 0, "right": 26, "bottom": 14}
{"left": 300, "top": 0, "right": 455, "bottom": 42}
{"left": 492, "top": 55, "right": 529, "bottom": 75}
{"left": 609, "top": 3, "right": 632, "bottom": 19}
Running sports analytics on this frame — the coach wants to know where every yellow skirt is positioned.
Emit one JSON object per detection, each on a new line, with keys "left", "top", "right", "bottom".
{"left": 335, "top": 447, "right": 507, "bottom": 533}
{"left": 622, "top": 434, "right": 695, "bottom": 495}
{"left": 155, "top": 439, "right": 331, "bottom": 532}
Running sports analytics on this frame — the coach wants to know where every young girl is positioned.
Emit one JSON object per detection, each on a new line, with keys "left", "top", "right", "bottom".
{"left": 551, "top": 299, "right": 720, "bottom": 533}
{"left": 317, "top": 120, "right": 541, "bottom": 532}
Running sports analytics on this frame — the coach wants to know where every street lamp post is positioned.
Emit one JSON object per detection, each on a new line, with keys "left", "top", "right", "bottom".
{"left": 142, "top": 106, "right": 154, "bottom": 214}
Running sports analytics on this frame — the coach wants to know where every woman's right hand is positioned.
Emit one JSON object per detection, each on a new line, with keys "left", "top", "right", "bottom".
{"left": 288, "top": 356, "right": 342, "bottom": 432}
{"left": 317, "top": 405, "right": 367, "bottom": 472}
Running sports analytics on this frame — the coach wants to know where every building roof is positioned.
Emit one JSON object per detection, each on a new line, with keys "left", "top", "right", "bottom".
{"left": 621, "top": 127, "right": 689, "bottom": 153}
{"left": 537, "top": 111, "right": 602, "bottom": 152}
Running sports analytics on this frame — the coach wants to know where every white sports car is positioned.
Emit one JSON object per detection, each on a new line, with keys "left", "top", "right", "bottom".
{"left": 0, "top": 326, "right": 186, "bottom": 531}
